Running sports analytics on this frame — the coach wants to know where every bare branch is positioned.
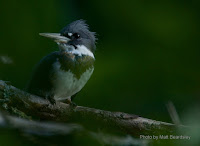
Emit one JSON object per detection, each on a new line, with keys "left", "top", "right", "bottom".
{"left": 0, "top": 111, "right": 83, "bottom": 136}
{"left": 0, "top": 80, "right": 187, "bottom": 136}
{"left": 0, "top": 111, "right": 148, "bottom": 145}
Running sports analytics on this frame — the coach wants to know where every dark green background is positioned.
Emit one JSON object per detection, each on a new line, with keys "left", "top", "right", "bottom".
{"left": 0, "top": 0, "right": 200, "bottom": 124}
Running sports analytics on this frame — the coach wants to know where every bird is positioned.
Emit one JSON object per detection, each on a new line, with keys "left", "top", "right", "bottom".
{"left": 26, "top": 20, "right": 96, "bottom": 105}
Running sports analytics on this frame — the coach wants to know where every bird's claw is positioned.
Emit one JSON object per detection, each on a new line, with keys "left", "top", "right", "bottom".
{"left": 70, "top": 102, "right": 77, "bottom": 108}
{"left": 46, "top": 95, "right": 56, "bottom": 105}
{"left": 65, "top": 99, "right": 77, "bottom": 108}
{"left": 49, "top": 98, "right": 56, "bottom": 105}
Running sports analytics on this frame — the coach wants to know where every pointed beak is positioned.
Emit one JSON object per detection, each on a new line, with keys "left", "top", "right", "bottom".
{"left": 39, "top": 33, "right": 70, "bottom": 43}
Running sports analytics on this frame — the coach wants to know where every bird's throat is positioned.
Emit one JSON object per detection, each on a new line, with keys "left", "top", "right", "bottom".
{"left": 58, "top": 43, "right": 94, "bottom": 59}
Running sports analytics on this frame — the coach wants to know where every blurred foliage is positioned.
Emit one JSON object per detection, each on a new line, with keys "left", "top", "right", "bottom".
{"left": 0, "top": 0, "right": 200, "bottom": 145}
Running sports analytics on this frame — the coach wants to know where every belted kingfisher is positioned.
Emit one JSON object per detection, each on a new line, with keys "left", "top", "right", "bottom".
{"left": 26, "top": 20, "right": 96, "bottom": 105}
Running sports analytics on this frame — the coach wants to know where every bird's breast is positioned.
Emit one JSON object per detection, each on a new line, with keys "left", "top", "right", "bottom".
{"left": 58, "top": 52, "right": 95, "bottom": 79}
{"left": 52, "top": 53, "right": 95, "bottom": 100}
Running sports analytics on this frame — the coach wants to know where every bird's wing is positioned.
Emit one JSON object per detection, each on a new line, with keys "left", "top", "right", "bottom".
{"left": 26, "top": 51, "right": 59, "bottom": 97}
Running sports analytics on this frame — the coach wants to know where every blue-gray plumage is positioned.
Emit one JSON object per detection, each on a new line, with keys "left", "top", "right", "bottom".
{"left": 60, "top": 20, "right": 96, "bottom": 52}
{"left": 26, "top": 20, "right": 96, "bottom": 104}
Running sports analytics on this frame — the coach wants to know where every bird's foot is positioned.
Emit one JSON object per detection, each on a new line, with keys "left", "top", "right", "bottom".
{"left": 70, "top": 102, "right": 77, "bottom": 107}
{"left": 49, "top": 98, "right": 56, "bottom": 105}
{"left": 46, "top": 95, "right": 56, "bottom": 105}
{"left": 65, "top": 99, "right": 77, "bottom": 108}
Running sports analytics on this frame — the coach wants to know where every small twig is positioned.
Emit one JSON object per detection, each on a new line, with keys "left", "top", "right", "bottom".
{"left": 166, "top": 101, "right": 181, "bottom": 125}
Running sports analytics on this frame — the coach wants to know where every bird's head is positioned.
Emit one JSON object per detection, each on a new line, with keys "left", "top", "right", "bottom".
{"left": 39, "top": 20, "right": 96, "bottom": 58}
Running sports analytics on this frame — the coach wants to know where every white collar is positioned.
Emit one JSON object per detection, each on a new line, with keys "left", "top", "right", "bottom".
{"left": 58, "top": 43, "right": 95, "bottom": 59}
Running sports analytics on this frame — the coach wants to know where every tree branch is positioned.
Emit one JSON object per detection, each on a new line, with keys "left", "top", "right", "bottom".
{"left": 0, "top": 80, "right": 187, "bottom": 136}
{"left": 0, "top": 111, "right": 83, "bottom": 136}
{"left": 0, "top": 111, "right": 147, "bottom": 145}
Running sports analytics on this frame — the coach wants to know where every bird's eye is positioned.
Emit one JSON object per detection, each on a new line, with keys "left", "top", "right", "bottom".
{"left": 73, "top": 33, "right": 80, "bottom": 39}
